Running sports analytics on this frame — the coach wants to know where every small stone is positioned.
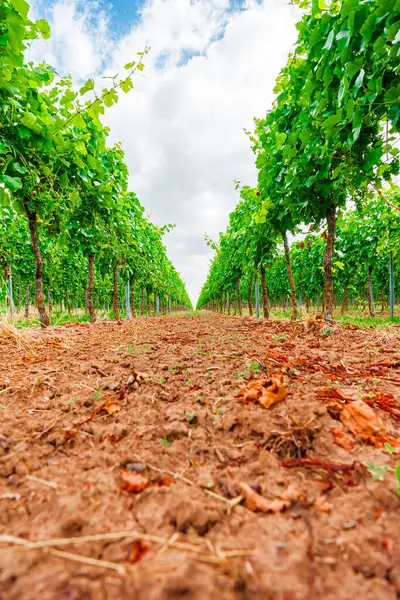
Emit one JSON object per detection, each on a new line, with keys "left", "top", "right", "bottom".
{"left": 7, "top": 474, "right": 21, "bottom": 487}
{"left": 198, "top": 471, "right": 214, "bottom": 489}
{"left": 125, "top": 462, "right": 146, "bottom": 473}
{"left": 343, "top": 521, "right": 357, "bottom": 530}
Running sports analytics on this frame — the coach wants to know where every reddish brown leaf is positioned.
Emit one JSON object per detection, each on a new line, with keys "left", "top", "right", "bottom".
{"left": 120, "top": 471, "right": 149, "bottom": 493}
{"left": 127, "top": 539, "right": 150, "bottom": 563}
{"left": 364, "top": 392, "right": 400, "bottom": 421}
{"left": 157, "top": 476, "right": 174, "bottom": 487}
{"left": 340, "top": 399, "right": 386, "bottom": 437}
{"left": 238, "top": 481, "right": 290, "bottom": 513}
{"left": 239, "top": 373, "right": 287, "bottom": 409}
{"left": 101, "top": 397, "right": 120, "bottom": 415}
{"left": 265, "top": 350, "right": 289, "bottom": 363}
{"left": 103, "top": 433, "right": 122, "bottom": 443}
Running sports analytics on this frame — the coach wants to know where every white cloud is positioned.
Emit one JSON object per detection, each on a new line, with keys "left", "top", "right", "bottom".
{"left": 29, "top": 0, "right": 299, "bottom": 304}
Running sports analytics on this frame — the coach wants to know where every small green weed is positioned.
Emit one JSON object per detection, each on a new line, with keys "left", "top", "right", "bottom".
{"left": 282, "top": 367, "right": 296, "bottom": 375}
{"left": 384, "top": 443, "right": 397, "bottom": 454}
{"left": 160, "top": 437, "right": 171, "bottom": 447}
{"left": 321, "top": 328, "right": 333, "bottom": 337}
{"left": 234, "top": 370, "right": 247, "bottom": 381}
{"left": 186, "top": 410, "right": 197, "bottom": 424}
{"left": 364, "top": 461, "right": 389, "bottom": 481}
{"left": 94, "top": 387, "right": 103, "bottom": 401}
{"left": 250, "top": 361, "right": 263, "bottom": 375}
{"left": 64, "top": 397, "right": 77, "bottom": 405}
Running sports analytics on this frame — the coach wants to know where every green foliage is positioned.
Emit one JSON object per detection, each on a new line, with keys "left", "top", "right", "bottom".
{"left": 198, "top": 0, "right": 400, "bottom": 317}
{"left": 0, "top": 0, "right": 190, "bottom": 321}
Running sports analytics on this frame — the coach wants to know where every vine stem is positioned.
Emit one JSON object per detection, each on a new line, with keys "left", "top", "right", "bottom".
{"left": 371, "top": 184, "right": 400, "bottom": 214}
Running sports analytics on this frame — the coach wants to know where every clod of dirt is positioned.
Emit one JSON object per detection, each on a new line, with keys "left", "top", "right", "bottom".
{"left": 331, "top": 427, "right": 355, "bottom": 451}
{"left": 161, "top": 421, "right": 189, "bottom": 441}
{"left": 126, "top": 370, "right": 149, "bottom": 388}
{"left": 238, "top": 373, "right": 287, "bottom": 409}
{"left": 169, "top": 498, "right": 222, "bottom": 535}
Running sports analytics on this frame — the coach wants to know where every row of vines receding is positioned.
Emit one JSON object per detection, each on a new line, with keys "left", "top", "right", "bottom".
{"left": 0, "top": 0, "right": 191, "bottom": 327}
{"left": 196, "top": 0, "right": 400, "bottom": 323}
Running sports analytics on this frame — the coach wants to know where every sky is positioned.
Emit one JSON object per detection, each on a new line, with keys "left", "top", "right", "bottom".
{"left": 29, "top": 0, "right": 300, "bottom": 305}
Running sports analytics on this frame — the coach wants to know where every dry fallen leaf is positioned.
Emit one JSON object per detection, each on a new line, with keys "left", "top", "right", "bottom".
{"left": 238, "top": 482, "right": 290, "bottom": 513}
{"left": 100, "top": 397, "right": 120, "bottom": 415}
{"left": 331, "top": 428, "right": 355, "bottom": 451}
{"left": 239, "top": 374, "right": 287, "bottom": 409}
{"left": 120, "top": 471, "right": 149, "bottom": 493}
{"left": 127, "top": 539, "right": 150, "bottom": 563}
{"left": 340, "top": 399, "right": 386, "bottom": 437}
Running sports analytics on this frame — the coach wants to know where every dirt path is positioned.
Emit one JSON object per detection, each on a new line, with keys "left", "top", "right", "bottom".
{"left": 0, "top": 313, "right": 399, "bottom": 600}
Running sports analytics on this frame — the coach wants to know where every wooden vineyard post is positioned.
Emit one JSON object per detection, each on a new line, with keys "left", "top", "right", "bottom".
{"left": 24, "top": 281, "right": 30, "bottom": 318}
{"left": 368, "top": 266, "right": 375, "bottom": 317}
{"left": 236, "top": 278, "right": 242, "bottom": 316}
{"left": 255, "top": 281, "right": 260, "bottom": 319}
{"left": 7, "top": 265, "right": 14, "bottom": 318}
{"left": 156, "top": 296, "right": 160, "bottom": 316}
{"left": 389, "top": 253, "right": 395, "bottom": 318}
{"left": 126, "top": 281, "right": 130, "bottom": 320}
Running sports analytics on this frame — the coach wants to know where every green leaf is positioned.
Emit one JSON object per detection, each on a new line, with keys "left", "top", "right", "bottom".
{"left": 124, "top": 61, "right": 136, "bottom": 70}
{"left": 13, "top": 162, "right": 26, "bottom": 174}
{"left": 120, "top": 77, "right": 133, "bottom": 93}
{"left": 323, "top": 29, "right": 334, "bottom": 50}
{"left": 275, "top": 132, "right": 287, "bottom": 151}
{"left": 11, "top": 0, "right": 29, "bottom": 18}
{"left": 79, "top": 78, "right": 95, "bottom": 95}
{"left": 321, "top": 114, "right": 342, "bottom": 130}
{"left": 71, "top": 113, "right": 86, "bottom": 129}
{"left": 2, "top": 175, "right": 22, "bottom": 191}
{"left": 353, "top": 68, "right": 365, "bottom": 96}
{"left": 346, "top": 98, "right": 354, "bottom": 120}
{"left": 352, "top": 109, "right": 362, "bottom": 141}
{"left": 75, "top": 140, "right": 87, "bottom": 156}
{"left": 345, "top": 61, "right": 361, "bottom": 80}
{"left": 35, "top": 19, "right": 51, "bottom": 39}
{"left": 103, "top": 88, "right": 119, "bottom": 107}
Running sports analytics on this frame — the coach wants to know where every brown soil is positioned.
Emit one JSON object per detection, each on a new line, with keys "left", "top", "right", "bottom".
{"left": 0, "top": 313, "right": 399, "bottom": 600}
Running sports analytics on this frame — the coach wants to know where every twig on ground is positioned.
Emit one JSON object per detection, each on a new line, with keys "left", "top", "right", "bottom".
{"left": 25, "top": 475, "right": 58, "bottom": 489}
{"left": 145, "top": 463, "right": 194, "bottom": 486}
{"left": 49, "top": 548, "right": 126, "bottom": 575}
